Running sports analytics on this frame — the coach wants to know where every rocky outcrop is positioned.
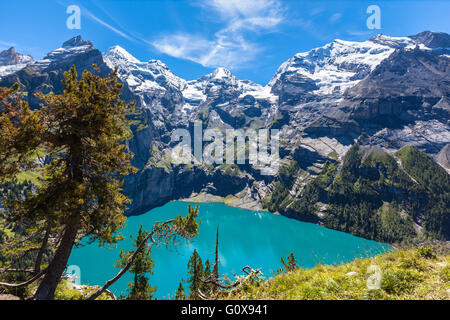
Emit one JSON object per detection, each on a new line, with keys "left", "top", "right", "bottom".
{"left": 0, "top": 47, "right": 33, "bottom": 78}
{"left": 340, "top": 48, "right": 450, "bottom": 125}
{"left": 0, "top": 47, "right": 33, "bottom": 66}
{"left": 409, "top": 31, "right": 450, "bottom": 48}
{"left": 124, "top": 164, "right": 260, "bottom": 216}
{"left": 436, "top": 144, "right": 450, "bottom": 171}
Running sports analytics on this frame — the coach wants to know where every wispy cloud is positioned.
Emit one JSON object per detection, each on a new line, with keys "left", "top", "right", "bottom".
{"left": 55, "top": 0, "right": 137, "bottom": 43}
{"left": 83, "top": 9, "right": 136, "bottom": 42}
{"left": 0, "top": 40, "right": 16, "bottom": 48}
{"left": 329, "top": 13, "right": 342, "bottom": 24}
{"left": 151, "top": 0, "right": 285, "bottom": 69}
{"left": 310, "top": 7, "right": 325, "bottom": 17}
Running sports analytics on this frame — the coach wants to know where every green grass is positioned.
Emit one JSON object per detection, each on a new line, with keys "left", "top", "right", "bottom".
{"left": 54, "top": 280, "right": 112, "bottom": 300}
{"left": 219, "top": 247, "right": 449, "bottom": 300}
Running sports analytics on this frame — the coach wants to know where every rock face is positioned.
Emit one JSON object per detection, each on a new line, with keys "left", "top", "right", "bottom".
{"left": 409, "top": 31, "right": 450, "bottom": 48}
{"left": 104, "top": 45, "right": 186, "bottom": 133}
{"left": 436, "top": 144, "right": 450, "bottom": 171}
{"left": 0, "top": 47, "right": 33, "bottom": 66}
{"left": 340, "top": 48, "right": 450, "bottom": 122}
{"left": 1, "top": 32, "right": 449, "bottom": 217}
{"left": 0, "top": 47, "right": 33, "bottom": 78}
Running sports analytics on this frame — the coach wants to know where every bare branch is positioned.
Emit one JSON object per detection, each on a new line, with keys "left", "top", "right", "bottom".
{"left": 200, "top": 266, "right": 262, "bottom": 291}
{"left": 0, "top": 268, "right": 35, "bottom": 274}
{"left": 0, "top": 268, "right": 46, "bottom": 289}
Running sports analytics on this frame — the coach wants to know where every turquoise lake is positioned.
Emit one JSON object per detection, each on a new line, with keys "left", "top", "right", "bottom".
{"left": 68, "top": 201, "right": 391, "bottom": 299}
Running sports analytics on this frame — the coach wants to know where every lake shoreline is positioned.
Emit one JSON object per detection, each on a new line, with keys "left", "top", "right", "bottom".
{"left": 71, "top": 201, "right": 391, "bottom": 299}
{"left": 179, "top": 192, "right": 276, "bottom": 213}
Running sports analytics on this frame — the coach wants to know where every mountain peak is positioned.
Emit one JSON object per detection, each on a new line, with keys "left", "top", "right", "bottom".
{"left": 148, "top": 59, "right": 170, "bottom": 69}
{"left": 0, "top": 46, "right": 33, "bottom": 67}
{"left": 409, "top": 30, "right": 450, "bottom": 48}
{"left": 211, "top": 67, "right": 233, "bottom": 79}
{"left": 0, "top": 47, "right": 16, "bottom": 56}
{"left": 369, "top": 33, "right": 387, "bottom": 41}
{"left": 62, "top": 36, "right": 93, "bottom": 48}
{"left": 104, "top": 45, "right": 140, "bottom": 63}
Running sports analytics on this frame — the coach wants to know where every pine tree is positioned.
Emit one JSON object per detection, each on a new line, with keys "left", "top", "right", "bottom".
{"left": 278, "top": 252, "right": 299, "bottom": 273}
{"left": 175, "top": 282, "right": 185, "bottom": 300}
{"left": 116, "top": 225, "right": 156, "bottom": 300}
{"left": 204, "top": 259, "right": 212, "bottom": 279}
{"left": 186, "top": 249, "right": 204, "bottom": 300}
{"left": 0, "top": 65, "right": 137, "bottom": 299}
{"left": 0, "top": 82, "right": 43, "bottom": 179}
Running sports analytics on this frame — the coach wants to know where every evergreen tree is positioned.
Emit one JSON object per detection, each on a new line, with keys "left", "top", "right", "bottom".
{"left": 0, "top": 66, "right": 137, "bottom": 299}
{"left": 278, "top": 252, "right": 299, "bottom": 273}
{"left": 175, "top": 282, "right": 185, "bottom": 300}
{"left": 116, "top": 225, "right": 156, "bottom": 300}
{"left": 204, "top": 259, "right": 212, "bottom": 280}
{"left": 186, "top": 249, "right": 204, "bottom": 300}
{"left": 0, "top": 82, "right": 42, "bottom": 179}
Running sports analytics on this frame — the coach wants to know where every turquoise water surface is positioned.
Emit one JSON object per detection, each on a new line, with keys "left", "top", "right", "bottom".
{"left": 68, "top": 201, "right": 390, "bottom": 299}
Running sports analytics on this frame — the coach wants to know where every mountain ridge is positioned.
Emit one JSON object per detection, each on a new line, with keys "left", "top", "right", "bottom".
{"left": 0, "top": 32, "right": 449, "bottom": 243}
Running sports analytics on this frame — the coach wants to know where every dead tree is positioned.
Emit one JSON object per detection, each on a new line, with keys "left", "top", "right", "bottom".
{"left": 198, "top": 266, "right": 263, "bottom": 299}
{"left": 213, "top": 225, "right": 219, "bottom": 291}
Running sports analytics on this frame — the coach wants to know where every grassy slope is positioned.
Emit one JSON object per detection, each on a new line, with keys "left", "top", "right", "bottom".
{"left": 221, "top": 248, "right": 449, "bottom": 300}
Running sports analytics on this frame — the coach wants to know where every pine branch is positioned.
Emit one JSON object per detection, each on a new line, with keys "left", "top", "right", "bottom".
{"left": 86, "top": 220, "right": 174, "bottom": 300}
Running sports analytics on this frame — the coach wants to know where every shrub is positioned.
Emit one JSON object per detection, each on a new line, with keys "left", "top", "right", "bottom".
{"left": 416, "top": 246, "right": 437, "bottom": 259}
{"left": 439, "top": 265, "right": 450, "bottom": 282}
{"left": 381, "top": 268, "right": 422, "bottom": 295}
{"left": 54, "top": 280, "right": 82, "bottom": 300}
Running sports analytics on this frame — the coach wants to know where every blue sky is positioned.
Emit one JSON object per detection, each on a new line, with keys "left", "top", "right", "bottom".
{"left": 1, "top": 0, "right": 449, "bottom": 84}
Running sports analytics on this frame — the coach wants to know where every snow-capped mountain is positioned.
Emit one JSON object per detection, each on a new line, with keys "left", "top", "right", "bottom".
{"left": 0, "top": 47, "right": 33, "bottom": 78}
{"left": 0, "top": 47, "right": 33, "bottom": 66}
{"left": 104, "top": 45, "right": 186, "bottom": 93}
{"left": 104, "top": 45, "right": 271, "bottom": 107}
{"left": 104, "top": 45, "right": 188, "bottom": 129}
{"left": 30, "top": 36, "right": 98, "bottom": 72}
{"left": 104, "top": 45, "right": 276, "bottom": 129}
{"left": 0, "top": 33, "right": 448, "bottom": 216}
{"left": 268, "top": 33, "right": 448, "bottom": 102}
{"left": 183, "top": 67, "right": 266, "bottom": 106}
{"left": 0, "top": 36, "right": 110, "bottom": 107}
{"left": 269, "top": 36, "right": 410, "bottom": 97}
{"left": 102, "top": 31, "right": 449, "bottom": 132}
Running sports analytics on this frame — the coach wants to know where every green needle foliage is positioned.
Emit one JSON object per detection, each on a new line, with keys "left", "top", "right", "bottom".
{"left": 277, "top": 253, "right": 299, "bottom": 274}
{"left": 175, "top": 282, "right": 186, "bottom": 300}
{"left": 116, "top": 225, "right": 156, "bottom": 300}
{"left": 186, "top": 249, "right": 204, "bottom": 300}
{"left": 0, "top": 65, "right": 137, "bottom": 299}
{"left": 183, "top": 248, "right": 215, "bottom": 300}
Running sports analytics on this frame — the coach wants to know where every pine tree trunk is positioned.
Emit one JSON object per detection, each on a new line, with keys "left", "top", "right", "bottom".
{"left": 33, "top": 215, "right": 80, "bottom": 300}
{"left": 213, "top": 225, "right": 219, "bottom": 291}
{"left": 34, "top": 222, "right": 51, "bottom": 275}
